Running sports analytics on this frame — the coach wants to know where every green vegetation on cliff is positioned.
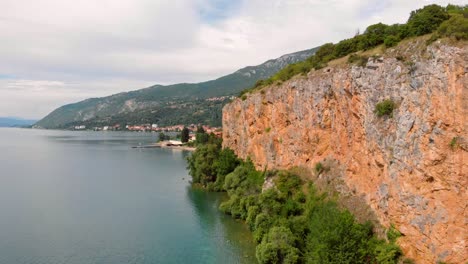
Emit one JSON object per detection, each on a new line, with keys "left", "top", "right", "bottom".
{"left": 187, "top": 143, "right": 403, "bottom": 264}
{"left": 375, "top": 99, "right": 396, "bottom": 117}
{"left": 240, "top": 4, "right": 467, "bottom": 97}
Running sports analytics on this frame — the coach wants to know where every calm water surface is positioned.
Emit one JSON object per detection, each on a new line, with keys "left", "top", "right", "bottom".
{"left": 0, "top": 128, "right": 256, "bottom": 264}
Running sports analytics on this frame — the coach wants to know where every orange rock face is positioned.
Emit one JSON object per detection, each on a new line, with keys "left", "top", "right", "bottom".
{"left": 223, "top": 41, "right": 467, "bottom": 263}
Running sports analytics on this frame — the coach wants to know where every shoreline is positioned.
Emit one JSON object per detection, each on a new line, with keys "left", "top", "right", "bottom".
{"left": 132, "top": 142, "right": 196, "bottom": 151}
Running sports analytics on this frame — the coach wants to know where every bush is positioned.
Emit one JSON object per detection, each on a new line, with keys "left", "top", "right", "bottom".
{"left": 375, "top": 99, "right": 396, "bottom": 117}
{"left": 275, "top": 172, "right": 302, "bottom": 197}
{"left": 158, "top": 132, "right": 169, "bottom": 141}
{"left": 372, "top": 241, "right": 402, "bottom": 264}
{"left": 407, "top": 4, "right": 450, "bottom": 36}
{"left": 387, "top": 225, "right": 402, "bottom": 243}
{"left": 333, "top": 38, "right": 360, "bottom": 58}
{"left": 186, "top": 144, "right": 220, "bottom": 185}
{"left": 314, "top": 162, "right": 324, "bottom": 174}
{"left": 361, "top": 23, "right": 390, "bottom": 49}
{"left": 450, "top": 137, "right": 459, "bottom": 150}
{"left": 384, "top": 35, "right": 400, "bottom": 47}
{"left": 195, "top": 127, "right": 209, "bottom": 145}
{"left": 437, "top": 14, "right": 468, "bottom": 40}
{"left": 214, "top": 148, "right": 240, "bottom": 177}
{"left": 256, "top": 226, "right": 301, "bottom": 264}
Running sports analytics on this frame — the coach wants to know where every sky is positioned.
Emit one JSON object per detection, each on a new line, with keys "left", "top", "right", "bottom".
{"left": 0, "top": 0, "right": 465, "bottom": 119}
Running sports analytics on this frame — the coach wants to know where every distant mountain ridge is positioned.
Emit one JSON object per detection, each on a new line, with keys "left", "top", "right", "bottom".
{"left": 0, "top": 117, "right": 37, "bottom": 127}
{"left": 36, "top": 48, "right": 318, "bottom": 129}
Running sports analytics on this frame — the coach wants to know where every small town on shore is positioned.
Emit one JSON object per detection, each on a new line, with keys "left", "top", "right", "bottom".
{"left": 74, "top": 123, "right": 222, "bottom": 149}
{"left": 74, "top": 123, "right": 221, "bottom": 135}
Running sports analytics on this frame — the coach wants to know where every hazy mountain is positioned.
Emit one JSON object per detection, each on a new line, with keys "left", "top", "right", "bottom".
{"left": 0, "top": 117, "right": 37, "bottom": 127}
{"left": 36, "top": 48, "right": 318, "bottom": 129}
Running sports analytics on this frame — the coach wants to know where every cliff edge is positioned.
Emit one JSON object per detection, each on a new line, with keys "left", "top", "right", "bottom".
{"left": 223, "top": 38, "right": 467, "bottom": 263}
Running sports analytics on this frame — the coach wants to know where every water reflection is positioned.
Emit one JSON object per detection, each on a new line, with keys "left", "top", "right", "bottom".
{"left": 0, "top": 128, "right": 257, "bottom": 264}
{"left": 186, "top": 187, "right": 257, "bottom": 264}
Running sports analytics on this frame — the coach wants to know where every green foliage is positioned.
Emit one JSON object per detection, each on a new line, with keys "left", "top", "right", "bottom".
{"left": 186, "top": 144, "right": 221, "bottom": 185}
{"left": 215, "top": 148, "right": 240, "bottom": 177}
{"left": 387, "top": 225, "right": 402, "bottom": 243}
{"left": 375, "top": 99, "right": 396, "bottom": 117}
{"left": 224, "top": 160, "right": 264, "bottom": 195}
{"left": 180, "top": 127, "right": 190, "bottom": 143}
{"left": 238, "top": 4, "right": 463, "bottom": 99}
{"left": 186, "top": 136, "right": 239, "bottom": 192}
{"left": 218, "top": 158, "right": 264, "bottom": 219}
{"left": 256, "top": 226, "right": 301, "bottom": 264}
{"left": 265, "top": 127, "right": 272, "bottom": 133}
{"left": 331, "top": 37, "right": 359, "bottom": 58}
{"left": 407, "top": 4, "right": 450, "bottom": 36}
{"left": 196, "top": 133, "right": 209, "bottom": 144}
{"left": 305, "top": 204, "right": 372, "bottom": 263}
{"left": 208, "top": 148, "right": 240, "bottom": 191}
{"left": 384, "top": 35, "right": 400, "bottom": 47}
{"left": 158, "top": 132, "right": 170, "bottom": 141}
{"left": 402, "top": 258, "right": 416, "bottom": 264}
{"left": 446, "top": 4, "right": 468, "bottom": 15}
{"left": 195, "top": 126, "right": 209, "bottom": 145}
{"left": 450, "top": 137, "right": 459, "bottom": 150}
{"left": 437, "top": 14, "right": 468, "bottom": 40}
{"left": 216, "top": 165, "right": 401, "bottom": 263}
{"left": 371, "top": 240, "right": 402, "bottom": 264}
{"left": 314, "top": 162, "right": 324, "bottom": 174}
{"left": 274, "top": 172, "right": 302, "bottom": 197}
{"left": 315, "top": 43, "right": 337, "bottom": 62}
{"left": 361, "top": 23, "right": 390, "bottom": 49}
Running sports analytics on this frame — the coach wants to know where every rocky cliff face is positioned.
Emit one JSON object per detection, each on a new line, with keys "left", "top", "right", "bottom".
{"left": 223, "top": 39, "right": 467, "bottom": 263}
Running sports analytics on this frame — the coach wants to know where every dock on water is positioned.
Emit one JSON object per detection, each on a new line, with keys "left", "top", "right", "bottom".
{"left": 132, "top": 141, "right": 196, "bottom": 151}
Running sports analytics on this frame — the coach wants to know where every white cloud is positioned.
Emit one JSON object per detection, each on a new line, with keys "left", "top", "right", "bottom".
{"left": 0, "top": 0, "right": 465, "bottom": 118}
{"left": 0, "top": 78, "right": 155, "bottom": 119}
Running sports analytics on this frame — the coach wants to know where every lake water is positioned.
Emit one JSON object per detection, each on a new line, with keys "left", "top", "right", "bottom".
{"left": 0, "top": 128, "right": 256, "bottom": 264}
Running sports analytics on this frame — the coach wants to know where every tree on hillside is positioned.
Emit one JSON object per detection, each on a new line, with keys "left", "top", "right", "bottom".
{"left": 196, "top": 126, "right": 205, "bottom": 134}
{"left": 187, "top": 144, "right": 220, "bottom": 185}
{"left": 181, "top": 127, "right": 190, "bottom": 143}
{"left": 407, "top": 4, "right": 449, "bottom": 36}
{"left": 196, "top": 126, "right": 209, "bottom": 144}
{"left": 437, "top": 13, "right": 468, "bottom": 40}
{"left": 361, "top": 23, "right": 389, "bottom": 49}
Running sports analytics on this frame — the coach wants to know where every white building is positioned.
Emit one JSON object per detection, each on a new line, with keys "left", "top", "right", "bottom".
{"left": 167, "top": 140, "right": 183, "bottom": 146}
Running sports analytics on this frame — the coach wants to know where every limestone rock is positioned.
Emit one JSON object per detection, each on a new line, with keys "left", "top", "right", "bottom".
{"left": 223, "top": 42, "right": 467, "bottom": 263}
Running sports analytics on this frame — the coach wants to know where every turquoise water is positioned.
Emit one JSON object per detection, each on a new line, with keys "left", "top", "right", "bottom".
{"left": 0, "top": 128, "right": 256, "bottom": 264}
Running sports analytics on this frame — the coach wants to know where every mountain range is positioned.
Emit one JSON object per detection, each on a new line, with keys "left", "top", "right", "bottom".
{"left": 35, "top": 48, "right": 318, "bottom": 129}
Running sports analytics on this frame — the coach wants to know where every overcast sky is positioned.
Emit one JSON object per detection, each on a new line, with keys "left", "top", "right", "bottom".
{"left": 0, "top": 0, "right": 465, "bottom": 119}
